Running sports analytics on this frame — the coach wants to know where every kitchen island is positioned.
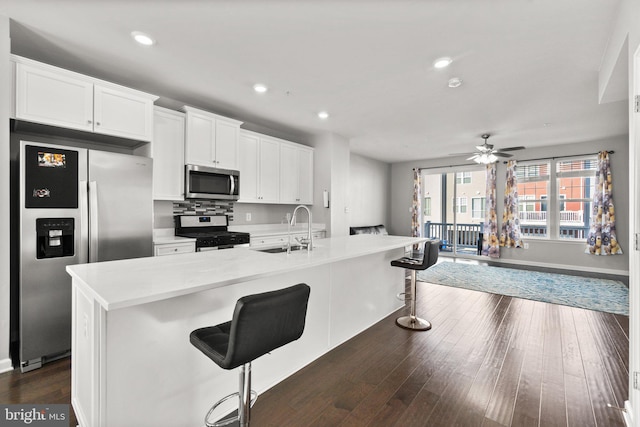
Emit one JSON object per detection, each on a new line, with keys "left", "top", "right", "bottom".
{"left": 66, "top": 234, "right": 426, "bottom": 427}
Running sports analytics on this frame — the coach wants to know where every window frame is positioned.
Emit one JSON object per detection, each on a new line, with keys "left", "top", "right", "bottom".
{"left": 554, "top": 156, "right": 597, "bottom": 241}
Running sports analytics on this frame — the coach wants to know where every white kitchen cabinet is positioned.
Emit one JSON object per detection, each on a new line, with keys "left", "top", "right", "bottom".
{"left": 93, "top": 84, "right": 155, "bottom": 141}
{"left": 13, "top": 56, "right": 157, "bottom": 141}
{"left": 280, "top": 142, "right": 314, "bottom": 204}
{"left": 152, "top": 107, "right": 185, "bottom": 200}
{"left": 154, "top": 241, "right": 195, "bottom": 256}
{"left": 238, "top": 130, "right": 280, "bottom": 203}
{"left": 183, "top": 106, "right": 242, "bottom": 170}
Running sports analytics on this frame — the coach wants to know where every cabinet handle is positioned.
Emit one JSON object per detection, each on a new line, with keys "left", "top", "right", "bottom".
{"left": 87, "top": 120, "right": 92, "bottom": 124}
{"left": 96, "top": 122, "right": 101, "bottom": 126}
{"left": 174, "top": 248, "right": 178, "bottom": 252}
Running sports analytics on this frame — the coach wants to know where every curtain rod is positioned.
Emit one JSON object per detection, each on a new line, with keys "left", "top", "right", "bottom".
{"left": 417, "top": 151, "right": 615, "bottom": 172}
{"left": 502, "top": 150, "right": 614, "bottom": 164}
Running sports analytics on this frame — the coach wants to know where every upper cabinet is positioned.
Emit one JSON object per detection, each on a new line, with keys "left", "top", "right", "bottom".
{"left": 238, "top": 130, "right": 280, "bottom": 203}
{"left": 238, "top": 130, "right": 313, "bottom": 205}
{"left": 13, "top": 56, "right": 158, "bottom": 142}
{"left": 152, "top": 107, "right": 185, "bottom": 201}
{"left": 182, "top": 106, "right": 243, "bottom": 170}
{"left": 280, "top": 142, "right": 314, "bottom": 205}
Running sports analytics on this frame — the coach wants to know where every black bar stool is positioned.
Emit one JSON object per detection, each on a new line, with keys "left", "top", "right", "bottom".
{"left": 391, "top": 240, "right": 439, "bottom": 331}
{"left": 190, "top": 283, "right": 311, "bottom": 427}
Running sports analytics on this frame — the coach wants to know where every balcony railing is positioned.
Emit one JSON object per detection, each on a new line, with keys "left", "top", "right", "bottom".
{"left": 425, "top": 220, "right": 589, "bottom": 253}
{"left": 424, "top": 221, "right": 483, "bottom": 254}
{"left": 518, "top": 210, "right": 584, "bottom": 224}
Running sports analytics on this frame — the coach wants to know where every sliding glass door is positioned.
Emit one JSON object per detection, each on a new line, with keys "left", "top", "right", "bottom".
{"left": 421, "top": 167, "right": 485, "bottom": 256}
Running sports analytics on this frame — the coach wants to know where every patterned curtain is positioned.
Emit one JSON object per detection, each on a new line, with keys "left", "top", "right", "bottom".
{"left": 500, "top": 160, "right": 523, "bottom": 248}
{"left": 411, "top": 168, "right": 422, "bottom": 250}
{"left": 585, "top": 151, "right": 622, "bottom": 255}
{"left": 481, "top": 163, "right": 499, "bottom": 258}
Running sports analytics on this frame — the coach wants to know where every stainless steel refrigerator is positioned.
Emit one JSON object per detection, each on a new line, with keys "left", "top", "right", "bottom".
{"left": 18, "top": 140, "right": 153, "bottom": 372}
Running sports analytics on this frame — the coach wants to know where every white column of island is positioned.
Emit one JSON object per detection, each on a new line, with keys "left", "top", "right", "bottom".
{"left": 66, "top": 234, "right": 427, "bottom": 427}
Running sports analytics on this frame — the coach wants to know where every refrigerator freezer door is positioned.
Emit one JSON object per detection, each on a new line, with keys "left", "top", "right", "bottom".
{"left": 88, "top": 151, "right": 153, "bottom": 261}
{"left": 19, "top": 142, "right": 88, "bottom": 369}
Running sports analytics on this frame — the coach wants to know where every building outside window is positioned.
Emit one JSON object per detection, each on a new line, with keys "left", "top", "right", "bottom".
{"left": 455, "top": 196, "right": 467, "bottom": 214}
{"left": 456, "top": 172, "right": 472, "bottom": 184}
{"left": 423, "top": 197, "right": 431, "bottom": 216}
{"left": 472, "top": 197, "right": 485, "bottom": 219}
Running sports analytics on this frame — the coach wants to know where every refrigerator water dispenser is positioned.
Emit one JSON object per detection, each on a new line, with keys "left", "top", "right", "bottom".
{"left": 36, "top": 218, "right": 74, "bottom": 259}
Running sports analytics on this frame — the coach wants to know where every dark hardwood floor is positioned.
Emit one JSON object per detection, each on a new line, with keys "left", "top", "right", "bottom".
{"left": 0, "top": 280, "right": 628, "bottom": 427}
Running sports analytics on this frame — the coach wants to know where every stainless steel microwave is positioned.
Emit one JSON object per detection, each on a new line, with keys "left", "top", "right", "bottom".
{"left": 185, "top": 164, "right": 240, "bottom": 200}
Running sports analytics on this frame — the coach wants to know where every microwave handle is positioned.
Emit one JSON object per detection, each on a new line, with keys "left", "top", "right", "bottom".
{"left": 230, "top": 175, "right": 236, "bottom": 195}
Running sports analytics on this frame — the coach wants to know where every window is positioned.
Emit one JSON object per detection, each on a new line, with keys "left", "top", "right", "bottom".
{"left": 423, "top": 197, "right": 431, "bottom": 216}
{"left": 472, "top": 197, "right": 485, "bottom": 219}
{"left": 456, "top": 172, "right": 471, "bottom": 184}
{"left": 556, "top": 157, "right": 596, "bottom": 240}
{"left": 517, "top": 162, "right": 550, "bottom": 238}
{"left": 455, "top": 197, "right": 467, "bottom": 213}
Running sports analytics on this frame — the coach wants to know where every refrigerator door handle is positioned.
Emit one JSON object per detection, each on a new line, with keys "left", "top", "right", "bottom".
{"left": 230, "top": 175, "right": 235, "bottom": 196}
{"left": 89, "top": 181, "right": 99, "bottom": 263}
{"left": 79, "top": 180, "right": 89, "bottom": 263}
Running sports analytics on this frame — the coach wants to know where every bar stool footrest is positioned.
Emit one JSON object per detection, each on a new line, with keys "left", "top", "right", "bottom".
{"left": 396, "top": 315, "right": 432, "bottom": 331}
{"left": 205, "top": 390, "right": 258, "bottom": 427}
{"left": 396, "top": 292, "right": 411, "bottom": 302}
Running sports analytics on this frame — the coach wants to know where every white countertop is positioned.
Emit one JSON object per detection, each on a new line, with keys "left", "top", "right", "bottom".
{"left": 66, "top": 235, "right": 426, "bottom": 311}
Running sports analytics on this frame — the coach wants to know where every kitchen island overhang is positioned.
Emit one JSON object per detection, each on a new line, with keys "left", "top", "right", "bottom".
{"left": 66, "top": 234, "right": 427, "bottom": 427}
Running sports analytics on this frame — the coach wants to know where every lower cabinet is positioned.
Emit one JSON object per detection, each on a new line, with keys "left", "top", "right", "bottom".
{"left": 154, "top": 241, "right": 195, "bottom": 256}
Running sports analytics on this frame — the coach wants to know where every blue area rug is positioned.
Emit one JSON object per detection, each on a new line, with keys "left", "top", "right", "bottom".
{"left": 417, "top": 262, "right": 628, "bottom": 316}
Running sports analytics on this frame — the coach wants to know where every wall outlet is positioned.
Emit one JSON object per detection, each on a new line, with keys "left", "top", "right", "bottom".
{"left": 524, "top": 242, "right": 529, "bottom": 249}
{"left": 246, "top": 213, "right": 252, "bottom": 222}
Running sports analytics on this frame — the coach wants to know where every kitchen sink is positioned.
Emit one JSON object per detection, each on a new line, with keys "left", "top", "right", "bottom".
{"left": 256, "top": 245, "right": 304, "bottom": 253}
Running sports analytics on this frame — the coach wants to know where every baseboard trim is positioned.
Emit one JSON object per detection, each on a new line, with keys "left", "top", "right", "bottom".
{"left": 0, "top": 357, "right": 13, "bottom": 374}
{"left": 440, "top": 253, "right": 629, "bottom": 278}
{"left": 489, "top": 258, "right": 629, "bottom": 277}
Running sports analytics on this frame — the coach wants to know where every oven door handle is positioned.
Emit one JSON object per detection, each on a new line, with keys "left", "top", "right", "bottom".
{"left": 230, "top": 175, "right": 236, "bottom": 196}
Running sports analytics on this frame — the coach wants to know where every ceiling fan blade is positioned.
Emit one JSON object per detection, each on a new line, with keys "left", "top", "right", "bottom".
{"left": 497, "top": 146, "right": 525, "bottom": 152}
{"left": 475, "top": 144, "right": 493, "bottom": 152}
{"left": 448, "top": 152, "right": 477, "bottom": 156}
{"left": 466, "top": 155, "right": 479, "bottom": 161}
{"left": 492, "top": 152, "right": 513, "bottom": 158}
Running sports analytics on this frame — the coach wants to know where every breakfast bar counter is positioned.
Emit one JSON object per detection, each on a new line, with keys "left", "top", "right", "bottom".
{"left": 66, "top": 234, "right": 426, "bottom": 427}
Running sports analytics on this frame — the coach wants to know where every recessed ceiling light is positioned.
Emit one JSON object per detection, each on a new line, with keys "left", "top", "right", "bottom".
{"left": 448, "top": 77, "right": 463, "bottom": 88}
{"left": 131, "top": 31, "right": 155, "bottom": 46}
{"left": 318, "top": 111, "right": 329, "bottom": 120}
{"left": 433, "top": 57, "right": 452, "bottom": 69}
{"left": 253, "top": 83, "right": 268, "bottom": 93}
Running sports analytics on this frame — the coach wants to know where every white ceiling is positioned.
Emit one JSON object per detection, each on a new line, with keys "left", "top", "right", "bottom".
{"left": 0, "top": 0, "right": 629, "bottom": 163}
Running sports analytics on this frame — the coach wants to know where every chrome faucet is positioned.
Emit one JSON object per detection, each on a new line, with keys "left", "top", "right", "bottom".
{"left": 288, "top": 205, "right": 313, "bottom": 254}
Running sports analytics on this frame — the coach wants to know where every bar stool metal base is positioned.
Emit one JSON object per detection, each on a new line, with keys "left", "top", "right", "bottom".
{"left": 396, "top": 315, "right": 432, "bottom": 331}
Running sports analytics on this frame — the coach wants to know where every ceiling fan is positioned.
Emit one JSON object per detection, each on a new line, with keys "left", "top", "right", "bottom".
{"left": 454, "top": 134, "right": 525, "bottom": 164}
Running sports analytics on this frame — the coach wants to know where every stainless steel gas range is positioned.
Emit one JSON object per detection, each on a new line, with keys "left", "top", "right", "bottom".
{"left": 174, "top": 215, "right": 250, "bottom": 251}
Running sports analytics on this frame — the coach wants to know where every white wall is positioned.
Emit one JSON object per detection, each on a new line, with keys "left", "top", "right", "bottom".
{"left": 0, "top": 15, "right": 11, "bottom": 373}
{"left": 391, "top": 135, "right": 630, "bottom": 275}
{"left": 348, "top": 153, "right": 391, "bottom": 228}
